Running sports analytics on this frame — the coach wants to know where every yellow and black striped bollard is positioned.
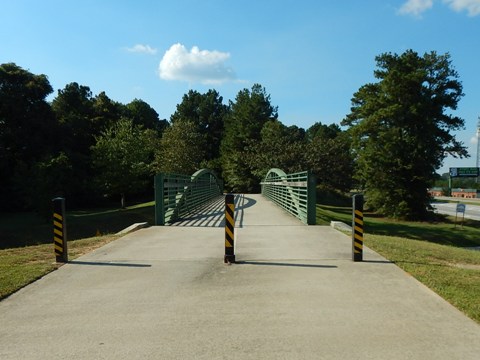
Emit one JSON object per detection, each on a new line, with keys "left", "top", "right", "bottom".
{"left": 352, "top": 194, "right": 363, "bottom": 262}
{"left": 53, "top": 197, "right": 68, "bottom": 263}
{"left": 224, "top": 194, "right": 235, "bottom": 263}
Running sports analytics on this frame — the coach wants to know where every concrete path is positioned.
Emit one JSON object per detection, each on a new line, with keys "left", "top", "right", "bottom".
{"left": 1, "top": 194, "right": 479, "bottom": 359}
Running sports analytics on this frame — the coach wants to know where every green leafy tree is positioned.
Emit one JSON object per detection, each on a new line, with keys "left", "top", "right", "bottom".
{"left": 125, "top": 99, "right": 168, "bottom": 134}
{"left": 342, "top": 50, "right": 467, "bottom": 219}
{"left": 221, "top": 84, "right": 278, "bottom": 192}
{"left": 154, "top": 120, "right": 206, "bottom": 175}
{"left": 0, "top": 63, "right": 56, "bottom": 210}
{"left": 92, "top": 91, "right": 124, "bottom": 132}
{"left": 52, "top": 82, "right": 95, "bottom": 146}
{"left": 171, "top": 89, "right": 228, "bottom": 171}
{"left": 305, "top": 123, "right": 353, "bottom": 192}
{"left": 27, "top": 153, "right": 73, "bottom": 218}
{"left": 246, "top": 120, "right": 307, "bottom": 179}
{"left": 92, "top": 118, "right": 156, "bottom": 208}
{"left": 51, "top": 82, "right": 97, "bottom": 205}
{"left": 306, "top": 122, "right": 341, "bottom": 142}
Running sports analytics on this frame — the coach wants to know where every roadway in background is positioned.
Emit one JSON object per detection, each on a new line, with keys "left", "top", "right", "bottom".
{"left": 433, "top": 196, "right": 480, "bottom": 221}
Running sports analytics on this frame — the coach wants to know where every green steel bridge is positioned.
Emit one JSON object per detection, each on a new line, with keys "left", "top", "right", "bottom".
{"left": 154, "top": 168, "right": 317, "bottom": 227}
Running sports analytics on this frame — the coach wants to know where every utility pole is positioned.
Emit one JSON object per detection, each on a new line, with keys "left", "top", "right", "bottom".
{"left": 477, "top": 117, "right": 480, "bottom": 183}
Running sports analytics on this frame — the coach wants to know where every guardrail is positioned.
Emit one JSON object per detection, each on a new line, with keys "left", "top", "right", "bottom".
{"left": 261, "top": 168, "right": 316, "bottom": 225}
{"left": 154, "top": 169, "right": 223, "bottom": 225}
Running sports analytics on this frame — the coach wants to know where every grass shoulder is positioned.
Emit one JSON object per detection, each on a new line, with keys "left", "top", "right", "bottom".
{"left": 0, "top": 201, "right": 154, "bottom": 301}
{"left": 0, "top": 201, "right": 154, "bottom": 249}
{"left": 366, "top": 234, "right": 480, "bottom": 323}
{"left": 0, "top": 234, "right": 120, "bottom": 301}
{"left": 317, "top": 203, "right": 480, "bottom": 323}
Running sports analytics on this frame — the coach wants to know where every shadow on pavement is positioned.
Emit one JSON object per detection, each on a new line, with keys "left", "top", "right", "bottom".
{"left": 235, "top": 261, "right": 337, "bottom": 269}
{"left": 172, "top": 194, "right": 257, "bottom": 228}
{"left": 68, "top": 260, "right": 152, "bottom": 268}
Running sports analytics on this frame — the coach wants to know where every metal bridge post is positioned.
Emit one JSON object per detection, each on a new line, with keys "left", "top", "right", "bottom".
{"left": 52, "top": 197, "right": 68, "bottom": 263}
{"left": 352, "top": 194, "right": 364, "bottom": 262}
{"left": 224, "top": 194, "right": 235, "bottom": 263}
{"left": 154, "top": 174, "right": 165, "bottom": 225}
{"left": 307, "top": 171, "right": 317, "bottom": 225}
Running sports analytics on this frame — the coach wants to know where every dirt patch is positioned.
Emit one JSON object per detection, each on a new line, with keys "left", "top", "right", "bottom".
{"left": 448, "top": 263, "right": 480, "bottom": 271}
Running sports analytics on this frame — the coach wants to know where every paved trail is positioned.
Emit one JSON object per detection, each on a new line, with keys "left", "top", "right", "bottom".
{"left": 1, "top": 194, "right": 479, "bottom": 359}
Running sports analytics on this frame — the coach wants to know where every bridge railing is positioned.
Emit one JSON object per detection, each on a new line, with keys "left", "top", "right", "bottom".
{"left": 261, "top": 168, "right": 316, "bottom": 225}
{"left": 154, "top": 169, "right": 223, "bottom": 225}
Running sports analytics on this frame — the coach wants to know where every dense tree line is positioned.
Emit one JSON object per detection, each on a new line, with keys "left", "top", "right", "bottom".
{"left": 0, "top": 63, "right": 167, "bottom": 213}
{"left": 0, "top": 63, "right": 351, "bottom": 215}
{"left": 1, "top": 49, "right": 467, "bottom": 220}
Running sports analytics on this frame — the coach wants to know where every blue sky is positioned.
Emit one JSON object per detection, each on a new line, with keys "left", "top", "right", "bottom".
{"left": 1, "top": 0, "right": 479, "bottom": 174}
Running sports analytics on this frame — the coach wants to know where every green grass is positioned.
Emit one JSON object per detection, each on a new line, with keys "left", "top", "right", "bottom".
{"left": 317, "top": 204, "right": 480, "bottom": 323}
{"left": 366, "top": 235, "right": 480, "bottom": 323}
{"left": 0, "top": 202, "right": 155, "bottom": 249}
{"left": 317, "top": 204, "right": 480, "bottom": 247}
{"left": 0, "top": 234, "right": 119, "bottom": 300}
{"left": 0, "top": 201, "right": 154, "bottom": 300}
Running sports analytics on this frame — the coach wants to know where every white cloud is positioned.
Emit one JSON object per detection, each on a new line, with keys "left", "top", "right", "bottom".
{"left": 399, "top": 0, "right": 480, "bottom": 16}
{"left": 158, "top": 43, "right": 236, "bottom": 85}
{"left": 444, "top": 0, "right": 480, "bottom": 16}
{"left": 399, "top": 0, "right": 434, "bottom": 16}
{"left": 126, "top": 44, "right": 157, "bottom": 55}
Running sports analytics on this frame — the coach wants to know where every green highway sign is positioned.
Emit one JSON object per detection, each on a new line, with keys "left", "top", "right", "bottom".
{"left": 449, "top": 167, "right": 480, "bottom": 178}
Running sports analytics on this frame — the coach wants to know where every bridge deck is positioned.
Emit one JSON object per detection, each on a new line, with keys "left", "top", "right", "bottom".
{"left": 1, "top": 194, "right": 479, "bottom": 359}
{"left": 171, "top": 193, "right": 291, "bottom": 227}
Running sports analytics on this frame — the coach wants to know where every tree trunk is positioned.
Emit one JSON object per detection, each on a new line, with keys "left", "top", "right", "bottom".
{"left": 121, "top": 193, "right": 126, "bottom": 209}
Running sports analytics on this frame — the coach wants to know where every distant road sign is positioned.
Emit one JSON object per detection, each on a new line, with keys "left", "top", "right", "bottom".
{"left": 449, "top": 167, "right": 479, "bottom": 178}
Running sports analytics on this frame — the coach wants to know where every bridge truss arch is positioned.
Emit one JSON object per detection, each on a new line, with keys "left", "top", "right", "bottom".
{"left": 261, "top": 168, "right": 316, "bottom": 225}
{"left": 154, "top": 169, "right": 223, "bottom": 225}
